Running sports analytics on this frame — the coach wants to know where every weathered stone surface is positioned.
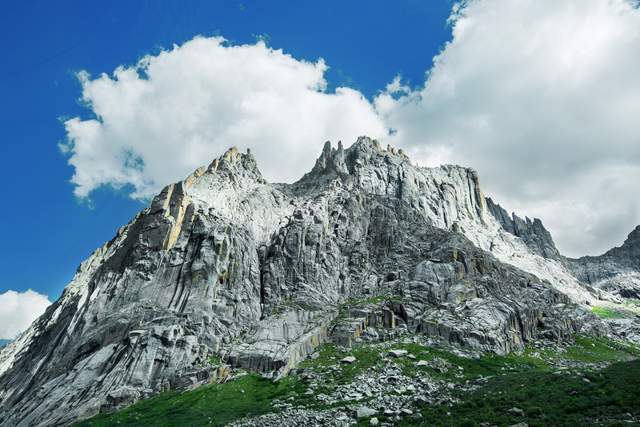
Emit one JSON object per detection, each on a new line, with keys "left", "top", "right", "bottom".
{"left": 355, "top": 406, "right": 377, "bottom": 419}
{"left": 486, "top": 198, "right": 561, "bottom": 260}
{"left": 566, "top": 226, "right": 640, "bottom": 299}
{"left": 227, "top": 309, "right": 335, "bottom": 378}
{"left": 0, "top": 137, "right": 634, "bottom": 426}
{"left": 487, "top": 197, "right": 640, "bottom": 303}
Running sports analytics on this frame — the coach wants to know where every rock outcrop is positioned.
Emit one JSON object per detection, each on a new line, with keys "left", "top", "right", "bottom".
{"left": 566, "top": 226, "right": 640, "bottom": 298}
{"left": 486, "top": 198, "right": 561, "bottom": 260}
{"left": 0, "top": 137, "right": 633, "bottom": 427}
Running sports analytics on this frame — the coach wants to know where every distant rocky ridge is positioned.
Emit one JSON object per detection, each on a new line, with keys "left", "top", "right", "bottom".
{"left": 0, "top": 137, "right": 637, "bottom": 426}
{"left": 566, "top": 226, "right": 640, "bottom": 299}
{"left": 485, "top": 196, "right": 640, "bottom": 300}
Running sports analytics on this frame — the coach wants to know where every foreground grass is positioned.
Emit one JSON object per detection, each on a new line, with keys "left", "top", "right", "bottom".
{"left": 400, "top": 359, "right": 640, "bottom": 426}
{"left": 298, "top": 343, "right": 382, "bottom": 384}
{"left": 77, "top": 336, "right": 640, "bottom": 427}
{"left": 77, "top": 374, "right": 305, "bottom": 427}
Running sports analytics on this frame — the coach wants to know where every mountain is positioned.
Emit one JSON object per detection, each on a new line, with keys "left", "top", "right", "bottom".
{"left": 0, "top": 137, "right": 637, "bottom": 426}
{"left": 487, "top": 197, "right": 640, "bottom": 300}
{"left": 566, "top": 226, "right": 640, "bottom": 299}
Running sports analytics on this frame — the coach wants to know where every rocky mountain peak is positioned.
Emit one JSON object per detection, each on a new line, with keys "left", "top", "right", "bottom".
{"left": 346, "top": 135, "right": 411, "bottom": 165}
{"left": 309, "top": 140, "right": 349, "bottom": 176}
{"left": 622, "top": 225, "right": 640, "bottom": 249}
{"left": 205, "top": 146, "right": 263, "bottom": 181}
{"left": 485, "top": 197, "right": 561, "bottom": 259}
{"left": 605, "top": 224, "right": 640, "bottom": 261}
{"left": 566, "top": 224, "right": 640, "bottom": 298}
{"left": 295, "top": 136, "right": 412, "bottom": 189}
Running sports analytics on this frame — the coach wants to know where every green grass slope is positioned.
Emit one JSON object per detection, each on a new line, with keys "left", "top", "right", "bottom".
{"left": 77, "top": 336, "right": 640, "bottom": 427}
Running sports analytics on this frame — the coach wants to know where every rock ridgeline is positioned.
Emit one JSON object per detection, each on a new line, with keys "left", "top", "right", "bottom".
{"left": 567, "top": 226, "right": 640, "bottom": 299}
{"left": 485, "top": 198, "right": 561, "bottom": 260}
{"left": 0, "top": 137, "right": 636, "bottom": 426}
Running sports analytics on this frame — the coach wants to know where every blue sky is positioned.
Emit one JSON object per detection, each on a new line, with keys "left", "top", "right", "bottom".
{"left": 0, "top": 0, "right": 452, "bottom": 301}
{"left": 2, "top": 0, "right": 640, "bottom": 339}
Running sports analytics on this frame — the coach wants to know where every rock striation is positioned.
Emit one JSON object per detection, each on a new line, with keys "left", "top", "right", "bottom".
{"left": 0, "top": 137, "right": 636, "bottom": 426}
{"left": 486, "top": 198, "right": 561, "bottom": 260}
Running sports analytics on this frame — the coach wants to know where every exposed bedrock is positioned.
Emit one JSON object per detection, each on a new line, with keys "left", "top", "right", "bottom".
{"left": 566, "top": 226, "right": 640, "bottom": 299}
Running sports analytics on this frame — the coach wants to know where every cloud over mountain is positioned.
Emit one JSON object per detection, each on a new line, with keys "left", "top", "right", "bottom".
{"left": 62, "top": 0, "right": 640, "bottom": 257}
{"left": 378, "top": 0, "right": 640, "bottom": 256}
{"left": 63, "top": 36, "right": 386, "bottom": 199}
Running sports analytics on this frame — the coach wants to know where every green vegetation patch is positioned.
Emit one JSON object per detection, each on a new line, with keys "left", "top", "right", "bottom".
{"left": 334, "top": 294, "right": 405, "bottom": 321}
{"left": 392, "top": 341, "right": 545, "bottom": 381}
{"left": 77, "top": 336, "right": 640, "bottom": 427}
{"left": 563, "top": 335, "right": 640, "bottom": 363}
{"left": 394, "top": 335, "right": 640, "bottom": 381}
{"left": 207, "top": 354, "right": 222, "bottom": 366}
{"left": 400, "top": 359, "right": 640, "bottom": 426}
{"left": 592, "top": 306, "right": 628, "bottom": 319}
{"left": 76, "top": 374, "right": 305, "bottom": 427}
{"left": 298, "top": 343, "right": 383, "bottom": 385}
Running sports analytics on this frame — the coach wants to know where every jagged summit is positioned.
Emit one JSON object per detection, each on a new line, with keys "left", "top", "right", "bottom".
{"left": 0, "top": 136, "right": 638, "bottom": 427}
{"left": 486, "top": 197, "right": 561, "bottom": 260}
{"left": 204, "top": 145, "right": 264, "bottom": 181}
{"left": 295, "top": 136, "right": 410, "bottom": 187}
{"left": 309, "top": 140, "right": 348, "bottom": 175}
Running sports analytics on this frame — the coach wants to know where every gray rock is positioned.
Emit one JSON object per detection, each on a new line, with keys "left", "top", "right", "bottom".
{"left": 566, "top": 226, "right": 640, "bottom": 301}
{"left": 486, "top": 198, "right": 561, "bottom": 260}
{"left": 508, "top": 407, "right": 525, "bottom": 416}
{"left": 388, "top": 349, "right": 408, "bottom": 358}
{"left": 355, "top": 406, "right": 377, "bottom": 419}
{"left": 341, "top": 356, "right": 356, "bottom": 364}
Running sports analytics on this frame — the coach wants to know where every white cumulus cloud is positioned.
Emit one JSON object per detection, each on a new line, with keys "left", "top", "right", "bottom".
{"left": 62, "top": 36, "right": 386, "bottom": 199}
{"left": 62, "top": 1, "right": 640, "bottom": 257}
{"left": 0, "top": 290, "right": 51, "bottom": 340}
{"left": 376, "top": 0, "right": 640, "bottom": 257}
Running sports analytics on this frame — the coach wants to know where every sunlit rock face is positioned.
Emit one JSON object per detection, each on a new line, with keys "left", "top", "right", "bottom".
{"left": 0, "top": 136, "right": 633, "bottom": 426}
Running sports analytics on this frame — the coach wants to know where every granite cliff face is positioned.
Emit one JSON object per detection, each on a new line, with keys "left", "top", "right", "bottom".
{"left": 0, "top": 137, "right": 636, "bottom": 426}
{"left": 485, "top": 198, "right": 561, "bottom": 260}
